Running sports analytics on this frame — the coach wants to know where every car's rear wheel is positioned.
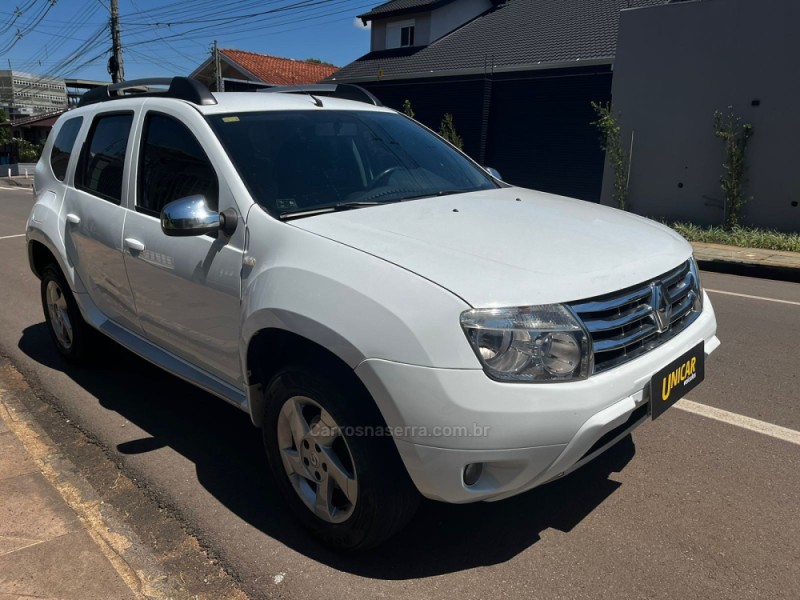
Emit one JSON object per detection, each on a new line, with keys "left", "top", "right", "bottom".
{"left": 262, "top": 365, "right": 419, "bottom": 550}
{"left": 40, "top": 264, "right": 93, "bottom": 363}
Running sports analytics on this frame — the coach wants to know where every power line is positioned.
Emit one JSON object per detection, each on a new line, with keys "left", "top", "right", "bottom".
{"left": 2, "top": 0, "right": 373, "bottom": 82}
{"left": 0, "top": 0, "right": 59, "bottom": 54}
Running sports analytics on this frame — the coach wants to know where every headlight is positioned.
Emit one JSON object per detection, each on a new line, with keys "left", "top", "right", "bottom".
{"left": 460, "top": 304, "right": 591, "bottom": 382}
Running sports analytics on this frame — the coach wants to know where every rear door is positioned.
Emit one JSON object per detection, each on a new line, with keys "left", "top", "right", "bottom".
{"left": 121, "top": 101, "right": 245, "bottom": 386}
{"left": 62, "top": 109, "right": 142, "bottom": 334}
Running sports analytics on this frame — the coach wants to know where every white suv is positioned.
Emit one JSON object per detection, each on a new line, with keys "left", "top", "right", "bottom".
{"left": 26, "top": 77, "right": 719, "bottom": 550}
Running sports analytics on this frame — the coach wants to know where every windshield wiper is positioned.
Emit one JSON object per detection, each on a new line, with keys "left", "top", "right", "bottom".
{"left": 279, "top": 201, "right": 392, "bottom": 221}
{"left": 399, "top": 189, "right": 464, "bottom": 201}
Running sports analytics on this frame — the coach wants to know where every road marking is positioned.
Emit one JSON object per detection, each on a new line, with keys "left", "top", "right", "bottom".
{"left": 0, "top": 233, "right": 25, "bottom": 241}
{"left": 0, "top": 186, "right": 31, "bottom": 192}
{"left": 706, "top": 288, "right": 800, "bottom": 307}
{"left": 676, "top": 399, "right": 800, "bottom": 446}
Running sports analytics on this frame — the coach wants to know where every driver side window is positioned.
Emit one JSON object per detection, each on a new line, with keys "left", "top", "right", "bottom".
{"left": 137, "top": 113, "right": 219, "bottom": 217}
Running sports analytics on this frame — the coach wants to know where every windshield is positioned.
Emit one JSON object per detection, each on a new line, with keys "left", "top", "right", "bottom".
{"left": 207, "top": 110, "right": 498, "bottom": 218}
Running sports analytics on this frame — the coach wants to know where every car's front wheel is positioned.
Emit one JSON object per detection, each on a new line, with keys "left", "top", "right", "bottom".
{"left": 263, "top": 365, "right": 419, "bottom": 550}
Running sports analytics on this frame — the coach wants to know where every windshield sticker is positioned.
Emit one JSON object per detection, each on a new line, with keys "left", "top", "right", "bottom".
{"left": 222, "top": 116, "right": 240, "bottom": 123}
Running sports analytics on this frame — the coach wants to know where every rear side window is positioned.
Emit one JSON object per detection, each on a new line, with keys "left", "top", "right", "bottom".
{"left": 137, "top": 113, "right": 218, "bottom": 216}
{"left": 77, "top": 113, "right": 133, "bottom": 204}
{"left": 49, "top": 117, "right": 83, "bottom": 182}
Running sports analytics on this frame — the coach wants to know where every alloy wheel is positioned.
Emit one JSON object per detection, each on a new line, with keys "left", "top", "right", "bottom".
{"left": 46, "top": 280, "right": 73, "bottom": 350}
{"left": 276, "top": 395, "right": 358, "bottom": 523}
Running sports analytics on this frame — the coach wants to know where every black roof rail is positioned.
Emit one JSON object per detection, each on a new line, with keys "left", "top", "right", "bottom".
{"left": 257, "top": 84, "right": 382, "bottom": 106}
{"left": 77, "top": 77, "right": 217, "bottom": 107}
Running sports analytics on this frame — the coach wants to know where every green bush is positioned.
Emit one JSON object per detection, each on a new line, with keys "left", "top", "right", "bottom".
{"left": 15, "top": 138, "right": 43, "bottom": 163}
{"left": 672, "top": 222, "right": 800, "bottom": 253}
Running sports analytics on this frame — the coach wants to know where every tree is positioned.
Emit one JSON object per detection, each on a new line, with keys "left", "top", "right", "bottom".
{"left": 0, "top": 109, "right": 10, "bottom": 145}
{"left": 591, "top": 101, "right": 630, "bottom": 211}
{"left": 714, "top": 107, "right": 754, "bottom": 229}
{"left": 304, "top": 58, "right": 336, "bottom": 67}
{"left": 402, "top": 99, "right": 415, "bottom": 119}
{"left": 439, "top": 113, "right": 463, "bottom": 150}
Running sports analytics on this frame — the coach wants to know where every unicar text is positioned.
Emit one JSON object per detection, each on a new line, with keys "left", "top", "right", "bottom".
{"left": 661, "top": 356, "right": 698, "bottom": 401}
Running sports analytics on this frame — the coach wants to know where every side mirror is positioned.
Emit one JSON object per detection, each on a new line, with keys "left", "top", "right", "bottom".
{"left": 484, "top": 167, "right": 502, "bottom": 181}
{"left": 160, "top": 195, "right": 238, "bottom": 237}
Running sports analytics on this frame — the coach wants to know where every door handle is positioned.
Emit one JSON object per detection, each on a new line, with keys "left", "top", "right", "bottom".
{"left": 66, "top": 213, "right": 80, "bottom": 225}
{"left": 124, "top": 238, "right": 145, "bottom": 253}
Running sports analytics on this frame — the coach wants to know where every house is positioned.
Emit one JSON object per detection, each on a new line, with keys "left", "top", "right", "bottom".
{"left": 330, "top": 0, "right": 664, "bottom": 202}
{"left": 191, "top": 49, "right": 339, "bottom": 91}
{"left": 607, "top": 0, "right": 800, "bottom": 232}
{"left": 10, "top": 111, "right": 64, "bottom": 145}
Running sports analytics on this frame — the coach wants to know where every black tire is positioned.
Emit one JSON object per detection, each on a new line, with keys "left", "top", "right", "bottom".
{"left": 262, "top": 365, "right": 420, "bottom": 551}
{"left": 40, "top": 263, "right": 94, "bottom": 363}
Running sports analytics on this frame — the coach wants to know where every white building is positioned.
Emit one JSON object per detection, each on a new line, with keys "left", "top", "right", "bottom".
{"left": 0, "top": 70, "right": 68, "bottom": 121}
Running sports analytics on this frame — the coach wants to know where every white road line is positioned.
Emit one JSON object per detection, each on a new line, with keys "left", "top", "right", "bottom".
{"left": 0, "top": 186, "right": 31, "bottom": 192}
{"left": 676, "top": 399, "right": 800, "bottom": 446}
{"left": 0, "top": 234, "right": 25, "bottom": 241}
{"left": 706, "top": 288, "right": 800, "bottom": 307}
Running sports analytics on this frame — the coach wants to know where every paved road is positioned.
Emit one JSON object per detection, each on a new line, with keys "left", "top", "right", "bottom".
{"left": 1, "top": 186, "right": 798, "bottom": 599}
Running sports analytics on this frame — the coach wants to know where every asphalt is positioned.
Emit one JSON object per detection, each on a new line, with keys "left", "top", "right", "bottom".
{"left": 0, "top": 178, "right": 800, "bottom": 600}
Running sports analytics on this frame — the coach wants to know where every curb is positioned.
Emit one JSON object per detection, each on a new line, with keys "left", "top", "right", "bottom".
{"left": 692, "top": 242, "right": 800, "bottom": 284}
{"left": 1, "top": 177, "right": 34, "bottom": 189}
{"left": 695, "top": 259, "right": 800, "bottom": 284}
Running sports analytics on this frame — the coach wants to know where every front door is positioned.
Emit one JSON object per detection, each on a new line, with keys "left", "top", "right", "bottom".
{"left": 122, "top": 108, "right": 244, "bottom": 386}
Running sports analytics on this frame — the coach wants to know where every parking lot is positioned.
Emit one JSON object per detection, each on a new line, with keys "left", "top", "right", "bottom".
{"left": 1, "top": 185, "right": 798, "bottom": 599}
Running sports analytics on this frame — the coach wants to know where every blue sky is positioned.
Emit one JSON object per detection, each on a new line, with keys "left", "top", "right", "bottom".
{"left": 0, "top": 0, "right": 375, "bottom": 82}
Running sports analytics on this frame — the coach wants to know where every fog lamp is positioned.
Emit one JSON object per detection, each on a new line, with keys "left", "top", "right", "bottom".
{"left": 463, "top": 463, "right": 483, "bottom": 486}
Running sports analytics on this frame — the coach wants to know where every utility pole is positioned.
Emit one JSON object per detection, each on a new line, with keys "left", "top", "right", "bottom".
{"left": 108, "top": 0, "right": 125, "bottom": 83}
{"left": 213, "top": 40, "right": 224, "bottom": 92}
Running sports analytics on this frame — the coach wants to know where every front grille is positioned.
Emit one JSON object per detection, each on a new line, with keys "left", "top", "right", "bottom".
{"left": 569, "top": 260, "right": 701, "bottom": 374}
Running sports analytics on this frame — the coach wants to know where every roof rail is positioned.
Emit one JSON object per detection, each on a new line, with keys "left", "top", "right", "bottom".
{"left": 258, "top": 84, "right": 382, "bottom": 106}
{"left": 78, "top": 77, "right": 217, "bottom": 107}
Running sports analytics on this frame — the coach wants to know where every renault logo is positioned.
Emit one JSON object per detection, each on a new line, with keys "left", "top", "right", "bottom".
{"left": 650, "top": 283, "right": 672, "bottom": 333}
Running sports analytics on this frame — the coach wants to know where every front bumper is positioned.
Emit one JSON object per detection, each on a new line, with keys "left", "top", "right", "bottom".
{"left": 355, "top": 294, "right": 719, "bottom": 503}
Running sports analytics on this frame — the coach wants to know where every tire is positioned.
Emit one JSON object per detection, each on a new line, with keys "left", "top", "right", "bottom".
{"left": 40, "top": 263, "right": 94, "bottom": 363}
{"left": 262, "top": 365, "right": 420, "bottom": 551}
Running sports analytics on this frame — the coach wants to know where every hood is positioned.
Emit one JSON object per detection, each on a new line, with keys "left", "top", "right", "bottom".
{"left": 290, "top": 187, "right": 692, "bottom": 307}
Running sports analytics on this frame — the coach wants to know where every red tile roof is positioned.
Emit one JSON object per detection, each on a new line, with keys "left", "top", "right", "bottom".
{"left": 221, "top": 49, "right": 338, "bottom": 86}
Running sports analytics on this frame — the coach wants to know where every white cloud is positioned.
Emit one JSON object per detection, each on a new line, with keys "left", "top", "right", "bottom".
{"left": 353, "top": 17, "right": 371, "bottom": 30}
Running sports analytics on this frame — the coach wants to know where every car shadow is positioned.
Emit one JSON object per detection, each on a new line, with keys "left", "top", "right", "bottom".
{"left": 19, "top": 323, "right": 635, "bottom": 580}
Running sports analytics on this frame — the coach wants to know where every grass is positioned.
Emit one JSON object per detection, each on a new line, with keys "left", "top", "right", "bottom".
{"left": 671, "top": 223, "right": 800, "bottom": 253}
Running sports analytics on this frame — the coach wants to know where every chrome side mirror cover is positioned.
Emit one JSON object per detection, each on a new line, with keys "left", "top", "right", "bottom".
{"left": 160, "top": 195, "right": 220, "bottom": 237}
{"left": 484, "top": 167, "right": 502, "bottom": 181}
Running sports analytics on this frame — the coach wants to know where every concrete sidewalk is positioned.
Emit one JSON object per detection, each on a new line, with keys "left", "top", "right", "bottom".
{"left": 0, "top": 392, "right": 141, "bottom": 599}
{"left": 0, "top": 176, "right": 34, "bottom": 189}
{"left": 0, "top": 358, "right": 244, "bottom": 600}
{"left": 692, "top": 241, "right": 800, "bottom": 282}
